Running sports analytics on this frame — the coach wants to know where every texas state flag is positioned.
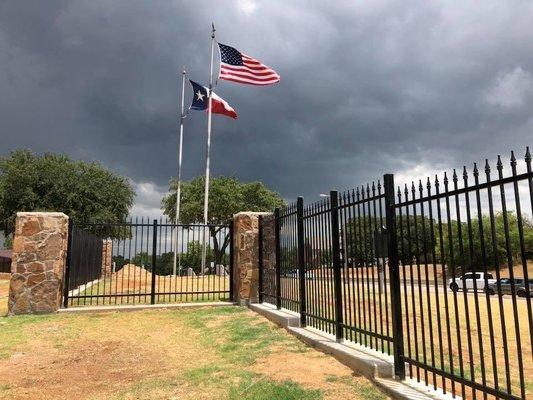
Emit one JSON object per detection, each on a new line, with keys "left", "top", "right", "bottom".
{"left": 189, "top": 80, "right": 237, "bottom": 119}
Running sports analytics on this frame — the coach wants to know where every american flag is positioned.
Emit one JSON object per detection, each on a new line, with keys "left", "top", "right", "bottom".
{"left": 218, "top": 43, "right": 280, "bottom": 86}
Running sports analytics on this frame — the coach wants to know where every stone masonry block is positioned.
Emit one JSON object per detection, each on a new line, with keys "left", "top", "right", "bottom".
{"left": 8, "top": 212, "right": 69, "bottom": 315}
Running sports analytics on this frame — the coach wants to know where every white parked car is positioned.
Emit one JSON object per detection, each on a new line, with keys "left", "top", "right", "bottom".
{"left": 448, "top": 272, "right": 496, "bottom": 293}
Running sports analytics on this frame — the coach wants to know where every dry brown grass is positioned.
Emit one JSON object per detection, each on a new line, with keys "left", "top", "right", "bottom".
{"left": 67, "top": 264, "right": 230, "bottom": 307}
{"left": 0, "top": 278, "right": 9, "bottom": 298}
{"left": 0, "top": 306, "right": 389, "bottom": 400}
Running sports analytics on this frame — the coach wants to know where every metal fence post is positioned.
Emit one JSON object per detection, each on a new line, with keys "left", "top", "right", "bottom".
{"left": 297, "top": 197, "right": 306, "bottom": 327}
{"left": 150, "top": 219, "right": 158, "bottom": 305}
{"left": 229, "top": 220, "right": 234, "bottom": 302}
{"left": 62, "top": 218, "right": 74, "bottom": 308}
{"left": 330, "top": 190, "right": 344, "bottom": 342}
{"left": 258, "top": 215, "right": 264, "bottom": 304}
{"left": 384, "top": 174, "right": 405, "bottom": 379}
{"left": 274, "top": 207, "right": 282, "bottom": 310}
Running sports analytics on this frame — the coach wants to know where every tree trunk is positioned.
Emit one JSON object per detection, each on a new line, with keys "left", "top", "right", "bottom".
{"left": 210, "top": 226, "right": 231, "bottom": 268}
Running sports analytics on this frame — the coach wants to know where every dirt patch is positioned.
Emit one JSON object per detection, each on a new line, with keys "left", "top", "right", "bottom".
{"left": 0, "top": 338, "right": 151, "bottom": 400}
{"left": 252, "top": 350, "right": 352, "bottom": 389}
{"left": 251, "top": 347, "right": 389, "bottom": 400}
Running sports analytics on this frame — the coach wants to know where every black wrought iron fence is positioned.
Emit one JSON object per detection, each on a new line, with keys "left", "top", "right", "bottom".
{"left": 259, "top": 147, "right": 533, "bottom": 400}
{"left": 0, "top": 256, "right": 11, "bottom": 273}
{"left": 63, "top": 218, "right": 233, "bottom": 307}
{"left": 65, "top": 226, "right": 103, "bottom": 291}
{"left": 278, "top": 202, "right": 300, "bottom": 313}
{"left": 301, "top": 196, "right": 337, "bottom": 335}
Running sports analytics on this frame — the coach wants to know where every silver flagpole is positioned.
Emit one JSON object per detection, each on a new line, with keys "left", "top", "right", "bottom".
{"left": 173, "top": 68, "right": 186, "bottom": 276}
{"left": 201, "top": 23, "right": 216, "bottom": 273}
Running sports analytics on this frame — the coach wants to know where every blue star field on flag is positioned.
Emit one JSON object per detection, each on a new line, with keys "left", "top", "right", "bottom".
{"left": 189, "top": 80, "right": 208, "bottom": 111}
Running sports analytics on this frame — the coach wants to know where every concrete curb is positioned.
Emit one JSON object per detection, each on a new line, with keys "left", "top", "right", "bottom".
{"left": 58, "top": 301, "right": 235, "bottom": 314}
{"left": 288, "top": 326, "right": 394, "bottom": 379}
{"left": 249, "top": 302, "right": 301, "bottom": 327}
{"left": 249, "top": 303, "right": 453, "bottom": 400}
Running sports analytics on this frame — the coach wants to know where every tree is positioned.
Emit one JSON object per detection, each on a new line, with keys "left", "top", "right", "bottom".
{"left": 0, "top": 149, "right": 134, "bottom": 238}
{"left": 129, "top": 245, "right": 220, "bottom": 276}
{"left": 161, "top": 176, "right": 284, "bottom": 266}
{"left": 112, "top": 255, "right": 129, "bottom": 271}
{"left": 131, "top": 252, "right": 150, "bottom": 268}
{"left": 342, "top": 215, "right": 436, "bottom": 267}
{"left": 437, "top": 212, "right": 533, "bottom": 271}
{"left": 180, "top": 241, "right": 213, "bottom": 274}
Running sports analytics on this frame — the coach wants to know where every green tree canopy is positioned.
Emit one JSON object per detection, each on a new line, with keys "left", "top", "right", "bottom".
{"left": 161, "top": 176, "right": 284, "bottom": 265}
{"left": 162, "top": 176, "right": 284, "bottom": 225}
{"left": 0, "top": 149, "right": 134, "bottom": 238}
{"left": 342, "top": 211, "right": 533, "bottom": 272}
{"left": 438, "top": 211, "right": 533, "bottom": 270}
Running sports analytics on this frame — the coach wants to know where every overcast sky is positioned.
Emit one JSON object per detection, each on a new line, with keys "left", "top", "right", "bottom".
{"left": 1, "top": 1, "right": 533, "bottom": 217}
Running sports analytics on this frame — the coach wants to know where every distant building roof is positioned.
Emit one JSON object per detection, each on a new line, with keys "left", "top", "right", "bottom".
{"left": 0, "top": 249, "right": 13, "bottom": 259}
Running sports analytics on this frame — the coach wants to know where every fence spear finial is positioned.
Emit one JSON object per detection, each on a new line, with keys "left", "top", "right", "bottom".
{"left": 510, "top": 150, "right": 516, "bottom": 166}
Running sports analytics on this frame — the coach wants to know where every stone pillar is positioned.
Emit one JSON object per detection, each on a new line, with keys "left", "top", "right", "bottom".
{"left": 8, "top": 212, "right": 69, "bottom": 315}
{"left": 260, "top": 214, "right": 276, "bottom": 300}
{"left": 232, "top": 212, "right": 270, "bottom": 305}
{"left": 101, "top": 239, "right": 113, "bottom": 277}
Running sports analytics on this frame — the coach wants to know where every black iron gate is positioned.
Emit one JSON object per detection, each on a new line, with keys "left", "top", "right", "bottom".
{"left": 63, "top": 218, "right": 233, "bottom": 307}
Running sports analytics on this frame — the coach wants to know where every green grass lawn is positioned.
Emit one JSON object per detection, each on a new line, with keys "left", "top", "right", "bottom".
{"left": 0, "top": 301, "right": 388, "bottom": 400}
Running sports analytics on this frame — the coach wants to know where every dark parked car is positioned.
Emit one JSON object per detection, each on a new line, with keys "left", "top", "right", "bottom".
{"left": 486, "top": 278, "right": 533, "bottom": 298}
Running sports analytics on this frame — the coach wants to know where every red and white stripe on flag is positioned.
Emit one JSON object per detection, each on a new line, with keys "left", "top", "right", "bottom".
{"left": 220, "top": 54, "right": 280, "bottom": 85}
{"left": 218, "top": 42, "right": 280, "bottom": 86}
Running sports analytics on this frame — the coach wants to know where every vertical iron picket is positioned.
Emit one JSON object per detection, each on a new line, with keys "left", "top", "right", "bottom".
{"left": 62, "top": 218, "right": 74, "bottom": 308}
{"left": 297, "top": 197, "right": 306, "bottom": 327}
{"left": 274, "top": 207, "right": 282, "bottom": 310}
{"left": 330, "top": 190, "right": 343, "bottom": 341}
{"left": 384, "top": 174, "right": 405, "bottom": 379}
{"left": 150, "top": 219, "right": 157, "bottom": 305}
{"left": 258, "top": 216, "right": 264, "bottom": 304}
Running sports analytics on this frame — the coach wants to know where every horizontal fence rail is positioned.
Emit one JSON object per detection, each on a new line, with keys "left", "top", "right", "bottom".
{"left": 63, "top": 218, "right": 233, "bottom": 307}
{"left": 258, "top": 147, "right": 533, "bottom": 400}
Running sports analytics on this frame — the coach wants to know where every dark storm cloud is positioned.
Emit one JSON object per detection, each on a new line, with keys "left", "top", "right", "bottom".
{"left": 1, "top": 1, "right": 533, "bottom": 213}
